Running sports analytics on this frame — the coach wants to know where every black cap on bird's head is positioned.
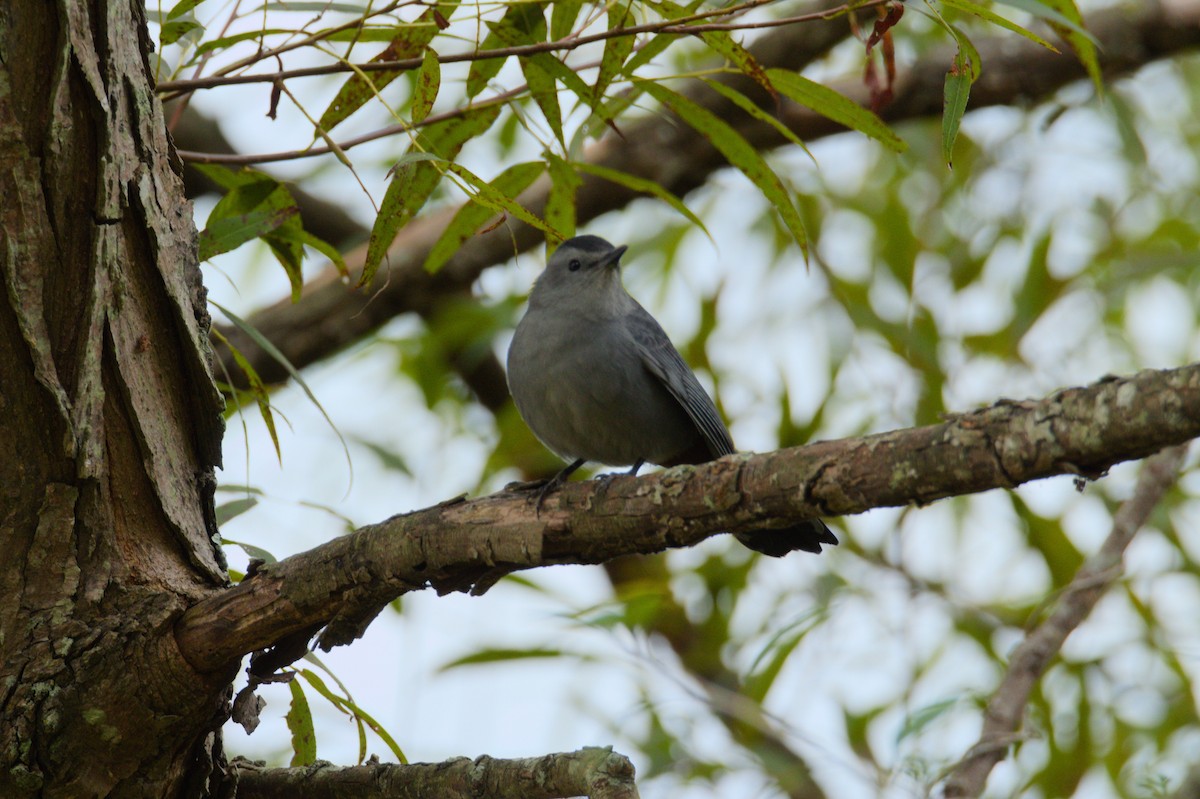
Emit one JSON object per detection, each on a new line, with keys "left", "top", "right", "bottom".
{"left": 529, "top": 235, "right": 633, "bottom": 312}
{"left": 550, "top": 235, "right": 627, "bottom": 272}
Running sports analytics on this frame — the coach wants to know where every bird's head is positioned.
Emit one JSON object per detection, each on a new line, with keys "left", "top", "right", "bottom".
{"left": 529, "top": 235, "right": 631, "bottom": 316}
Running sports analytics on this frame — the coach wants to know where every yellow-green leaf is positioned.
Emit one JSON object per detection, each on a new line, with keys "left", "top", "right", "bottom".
{"left": 766, "top": 69, "right": 906, "bottom": 152}
{"left": 411, "top": 47, "right": 440, "bottom": 123}
{"left": 424, "top": 161, "right": 547, "bottom": 273}
{"left": 941, "top": 28, "right": 980, "bottom": 167}
{"left": 317, "top": 2, "right": 457, "bottom": 134}
{"left": 703, "top": 78, "right": 809, "bottom": 156}
{"left": 199, "top": 206, "right": 296, "bottom": 261}
{"left": 467, "top": 2, "right": 547, "bottom": 98}
{"left": 544, "top": 152, "right": 581, "bottom": 242}
{"left": 362, "top": 105, "right": 501, "bottom": 287}
{"left": 1026, "top": 0, "right": 1101, "bottom": 93}
{"left": 286, "top": 679, "right": 316, "bottom": 766}
{"left": 211, "top": 329, "right": 282, "bottom": 463}
{"left": 592, "top": 5, "right": 636, "bottom": 103}
{"left": 938, "top": 0, "right": 1059, "bottom": 52}
{"left": 575, "top": 162, "right": 709, "bottom": 238}
{"left": 639, "top": 80, "right": 806, "bottom": 254}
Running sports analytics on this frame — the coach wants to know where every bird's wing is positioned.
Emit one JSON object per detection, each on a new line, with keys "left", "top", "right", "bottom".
{"left": 628, "top": 304, "right": 735, "bottom": 458}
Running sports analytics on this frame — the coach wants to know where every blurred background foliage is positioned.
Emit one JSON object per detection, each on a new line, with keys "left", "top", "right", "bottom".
{"left": 157, "top": 0, "right": 1200, "bottom": 796}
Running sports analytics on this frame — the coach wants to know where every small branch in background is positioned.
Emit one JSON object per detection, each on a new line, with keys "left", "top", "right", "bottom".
{"left": 231, "top": 747, "right": 640, "bottom": 799}
{"left": 940, "top": 444, "right": 1190, "bottom": 799}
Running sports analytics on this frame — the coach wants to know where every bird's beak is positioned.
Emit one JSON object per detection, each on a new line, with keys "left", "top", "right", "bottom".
{"left": 603, "top": 245, "right": 628, "bottom": 270}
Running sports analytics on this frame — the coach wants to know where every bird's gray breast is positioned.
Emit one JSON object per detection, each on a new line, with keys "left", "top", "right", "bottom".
{"left": 507, "top": 314, "right": 701, "bottom": 467}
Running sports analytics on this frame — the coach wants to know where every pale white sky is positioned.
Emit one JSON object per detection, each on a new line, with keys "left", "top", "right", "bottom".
{"left": 179, "top": 4, "right": 1200, "bottom": 796}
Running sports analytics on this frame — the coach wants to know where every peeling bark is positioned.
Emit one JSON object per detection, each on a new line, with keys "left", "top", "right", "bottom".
{"left": 0, "top": 1, "right": 231, "bottom": 795}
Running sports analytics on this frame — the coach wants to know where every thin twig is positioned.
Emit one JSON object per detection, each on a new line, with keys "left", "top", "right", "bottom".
{"left": 156, "top": 0, "right": 879, "bottom": 96}
{"left": 940, "top": 444, "right": 1190, "bottom": 798}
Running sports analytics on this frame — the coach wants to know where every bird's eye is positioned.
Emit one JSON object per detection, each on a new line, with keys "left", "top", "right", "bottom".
{"left": 568, "top": 259, "right": 582, "bottom": 272}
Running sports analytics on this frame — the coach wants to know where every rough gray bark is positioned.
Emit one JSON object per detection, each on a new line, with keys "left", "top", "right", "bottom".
{"left": 0, "top": 0, "right": 232, "bottom": 795}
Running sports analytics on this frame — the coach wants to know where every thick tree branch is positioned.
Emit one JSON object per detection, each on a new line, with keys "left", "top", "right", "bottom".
{"left": 176, "top": 363, "right": 1200, "bottom": 673}
{"left": 940, "top": 444, "right": 1189, "bottom": 798}
{"left": 212, "top": 1, "right": 1200, "bottom": 388}
{"left": 232, "top": 747, "right": 638, "bottom": 799}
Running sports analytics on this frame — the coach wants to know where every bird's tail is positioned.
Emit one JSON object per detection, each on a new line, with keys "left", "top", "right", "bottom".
{"left": 736, "top": 519, "right": 838, "bottom": 557}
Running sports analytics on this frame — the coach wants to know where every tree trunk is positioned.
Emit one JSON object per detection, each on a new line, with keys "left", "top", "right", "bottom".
{"left": 0, "top": 1, "right": 232, "bottom": 795}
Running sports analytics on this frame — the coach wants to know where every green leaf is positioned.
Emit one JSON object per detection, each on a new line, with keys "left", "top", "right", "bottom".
{"left": 937, "top": 0, "right": 1059, "bottom": 51}
{"left": 267, "top": 225, "right": 349, "bottom": 279}
{"left": 220, "top": 536, "right": 278, "bottom": 565}
{"left": 994, "top": 0, "right": 1098, "bottom": 43}
{"left": 575, "top": 162, "right": 709, "bottom": 236}
{"left": 214, "top": 497, "right": 258, "bottom": 527}
{"left": 765, "top": 69, "right": 906, "bottom": 152}
{"left": 198, "top": 207, "right": 297, "bottom": 261}
{"left": 592, "top": 5, "right": 636, "bottom": 103}
{"left": 160, "top": 19, "right": 204, "bottom": 46}
{"left": 167, "top": 0, "right": 207, "bottom": 19}
{"left": 286, "top": 679, "right": 317, "bottom": 766}
{"left": 254, "top": 1, "right": 371, "bottom": 12}
{"left": 444, "top": 162, "right": 559, "bottom": 239}
{"left": 411, "top": 47, "right": 441, "bottom": 124}
{"left": 440, "top": 647, "right": 565, "bottom": 670}
{"left": 211, "top": 301, "right": 354, "bottom": 484}
{"left": 941, "top": 29, "right": 980, "bottom": 167}
{"left": 702, "top": 78, "right": 809, "bottom": 155}
{"left": 639, "top": 80, "right": 806, "bottom": 253}
{"left": 520, "top": 57, "right": 564, "bottom": 146}
{"left": 424, "top": 161, "right": 547, "bottom": 273}
{"left": 700, "top": 30, "right": 775, "bottom": 99}
{"left": 297, "top": 664, "right": 408, "bottom": 764}
{"left": 362, "top": 104, "right": 501, "bottom": 286}
{"left": 212, "top": 328, "right": 283, "bottom": 461}
{"left": 620, "top": 30, "right": 676, "bottom": 75}
{"left": 350, "top": 436, "right": 410, "bottom": 475}
{"left": 317, "top": 3, "right": 456, "bottom": 134}
{"left": 543, "top": 152, "right": 581, "bottom": 242}
{"left": 897, "top": 697, "right": 960, "bottom": 743}
{"left": 466, "top": 2, "right": 546, "bottom": 98}
{"left": 1025, "top": 0, "right": 1101, "bottom": 93}
{"left": 550, "top": 0, "right": 583, "bottom": 41}
{"left": 194, "top": 29, "right": 290, "bottom": 56}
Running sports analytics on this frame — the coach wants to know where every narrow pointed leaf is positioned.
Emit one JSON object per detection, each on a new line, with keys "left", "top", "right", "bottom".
{"left": 703, "top": 78, "right": 809, "bottom": 155}
{"left": 318, "top": 2, "right": 458, "bottom": 134}
{"left": 1030, "top": 0, "right": 1101, "bottom": 93}
{"left": 411, "top": 46, "right": 441, "bottom": 123}
{"left": 466, "top": 2, "right": 547, "bottom": 98}
{"left": 544, "top": 152, "right": 581, "bottom": 241}
{"left": 639, "top": 80, "right": 805, "bottom": 253}
{"left": 286, "top": 680, "right": 316, "bottom": 766}
{"left": 700, "top": 30, "right": 775, "bottom": 100}
{"left": 520, "top": 57, "right": 564, "bottom": 145}
{"left": 766, "top": 69, "right": 905, "bottom": 152}
{"left": 362, "top": 105, "right": 502, "bottom": 286}
{"left": 198, "top": 206, "right": 296, "bottom": 261}
{"left": 592, "top": 5, "right": 636, "bottom": 103}
{"left": 424, "top": 161, "right": 547, "bottom": 273}
{"left": 938, "top": 0, "right": 1058, "bottom": 51}
{"left": 213, "top": 329, "right": 283, "bottom": 462}
{"left": 575, "top": 162, "right": 708, "bottom": 236}
{"left": 550, "top": 0, "right": 584, "bottom": 41}
{"left": 941, "top": 29, "right": 980, "bottom": 167}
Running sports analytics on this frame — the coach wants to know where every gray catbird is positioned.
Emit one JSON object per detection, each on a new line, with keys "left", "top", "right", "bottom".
{"left": 506, "top": 234, "right": 837, "bottom": 556}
